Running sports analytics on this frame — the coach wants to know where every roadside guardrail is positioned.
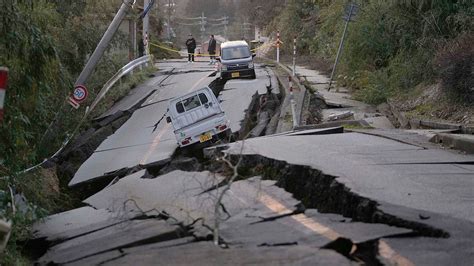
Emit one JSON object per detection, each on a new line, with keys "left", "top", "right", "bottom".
{"left": 1, "top": 55, "right": 153, "bottom": 180}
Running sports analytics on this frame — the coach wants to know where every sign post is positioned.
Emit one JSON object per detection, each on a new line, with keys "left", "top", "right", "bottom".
{"left": 292, "top": 37, "right": 297, "bottom": 76}
{"left": 276, "top": 30, "right": 280, "bottom": 63}
{"left": 289, "top": 76, "right": 298, "bottom": 129}
{"left": 0, "top": 67, "right": 8, "bottom": 122}
{"left": 328, "top": 2, "right": 359, "bottom": 91}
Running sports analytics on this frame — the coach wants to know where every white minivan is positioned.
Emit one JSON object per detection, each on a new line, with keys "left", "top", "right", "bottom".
{"left": 218, "top": 41, "right": 256, "bottom": 80}
{"left": 166, "top": 87, "right": 231, "bottom": 147}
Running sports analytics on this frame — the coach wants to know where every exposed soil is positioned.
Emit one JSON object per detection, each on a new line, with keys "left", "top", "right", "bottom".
{"left": 390, "top": 83, "right": 474, "bottom": 126}
{"left": 267, "top": 48, "right": 474, "bottom": 129}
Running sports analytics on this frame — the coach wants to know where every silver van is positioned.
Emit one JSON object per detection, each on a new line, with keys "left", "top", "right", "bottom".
{"left": 166, "top": 87, "right": 230, "bottom": 147}
{"left": 218, "top": 41, "right": 256, "bottom": 80}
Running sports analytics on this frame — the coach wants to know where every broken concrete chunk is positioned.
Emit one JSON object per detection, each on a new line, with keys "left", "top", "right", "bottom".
{"left": 327, "top": 111, "right": 354, "bottom": 121}
{"left": 38, "top": 219, "right": 185, "bottom": 264}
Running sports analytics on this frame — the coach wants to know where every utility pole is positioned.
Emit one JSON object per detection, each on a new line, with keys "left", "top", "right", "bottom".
{"left": 223, "top": 16, "right": 229, "bottom": 40}
{"left": 75, "top": 0, "right": 134, "bottom": 87}
{"left": 200, "top": 12, "right": 206, "bottom": 44}
{"left": 167, "top": 0, "right": 171, "bottom": 40}
{"left": 292, "top": 37, "right": 297, "bottom": 76}
{"left": 242, "top": 19, "right": 252, "bottom": 40}
{"left": 143, "top": 0, "right": 150, "bottom": 54}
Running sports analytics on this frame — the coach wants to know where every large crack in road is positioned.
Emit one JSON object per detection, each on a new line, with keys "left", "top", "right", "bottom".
{"left": 32, "top": 63, "right": 474, "bottom": 265}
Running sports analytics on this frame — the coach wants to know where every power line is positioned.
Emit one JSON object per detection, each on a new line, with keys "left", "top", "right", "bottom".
{"left": 174, "top": 21, "right": 201, "bottom": 26}
{"left": 175, "top": 16, "right": 203, "bottom": 20}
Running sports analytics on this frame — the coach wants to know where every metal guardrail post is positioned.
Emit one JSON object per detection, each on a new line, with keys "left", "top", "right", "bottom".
{"left": 289, "top": 76, "right": 299, "bottom": 129}
{"left": 88, "top": 55, "right": 153, "bottom": 113}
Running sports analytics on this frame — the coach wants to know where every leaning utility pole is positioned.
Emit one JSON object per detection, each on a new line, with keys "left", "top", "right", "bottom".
{"left": 143, "top": 0, "right": 150, "bottom": 54}
{"left": 129, "top": 19, "right": 137, "bottom": 60}
{"left": 74, "top": 0, "right": 134, "bottom": 87}
{"left": 200, "top": 12, "right": 206, "bottom": 44}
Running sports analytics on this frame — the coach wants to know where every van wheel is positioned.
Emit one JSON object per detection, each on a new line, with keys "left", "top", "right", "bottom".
{"left": 250, "top": 70, "right": 256, "bottom": 79}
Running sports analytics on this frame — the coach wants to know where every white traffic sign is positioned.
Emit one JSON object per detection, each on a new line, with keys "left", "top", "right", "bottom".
{"left": 72, "top": 85, "right": 88, "bottom": 103}
{"left": 68, "top": 97, "right": 80, "bottom": 109}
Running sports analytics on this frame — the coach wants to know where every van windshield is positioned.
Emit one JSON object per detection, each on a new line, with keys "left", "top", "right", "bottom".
{"left": 221, "top": 46, "right": 251, "bottom": 60}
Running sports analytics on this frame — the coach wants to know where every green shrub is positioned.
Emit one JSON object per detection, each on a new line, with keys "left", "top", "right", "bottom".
{"left": 0, "top": 0, "right": 147, "bottom": 262}
{"left": 354, "top": 69, "right": 394, "bottom": 104}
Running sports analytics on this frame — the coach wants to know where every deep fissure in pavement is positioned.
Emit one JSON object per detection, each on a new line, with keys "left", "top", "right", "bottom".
{"left": 131, "top": 150, "right": 442, "bottom": 265}
{"left": 230, "top": 154, "right": 449, "bottom": 238}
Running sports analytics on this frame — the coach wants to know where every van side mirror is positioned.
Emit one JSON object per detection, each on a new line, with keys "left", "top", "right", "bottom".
{"left": 252, "top": 53, "right": 256, "bottom": 58}
{"left": 215, "top": 57, "right": 221, "bottom": 62}
{"left": 166, "top": 117, "right": 171, "bottom": 123}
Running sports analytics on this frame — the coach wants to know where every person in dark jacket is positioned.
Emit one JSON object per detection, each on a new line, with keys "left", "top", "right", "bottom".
{"left": 185, "top": 34, "right": 196, "bottom": 63}
{"left": 138, "top": 38, "right": 145, "bottom": 57}
{"left": 208, "top": 35, "right": 217, "bottom": 64}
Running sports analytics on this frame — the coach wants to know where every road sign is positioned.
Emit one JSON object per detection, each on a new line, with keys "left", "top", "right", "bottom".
{"left": 343, "top": 3, "right": 359, "bottom": 22}
{"left": 72, "top": 85, "right": 88, "bottom": 103}
{"left": 0, "top": 67, "right": 8, "bottom": 121}
{"left": 68, "top": 97, "right": 80, "bottom": 109}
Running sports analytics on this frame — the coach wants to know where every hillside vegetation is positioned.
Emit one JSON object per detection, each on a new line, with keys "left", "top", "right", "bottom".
{"left": 253, "top": 0, "right": 473, "bottom": 116}
{"left": 0, "top": 0, "right": 163, "bottom": 263}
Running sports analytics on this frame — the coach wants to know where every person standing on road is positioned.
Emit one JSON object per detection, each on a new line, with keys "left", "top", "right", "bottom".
{"left": 185, "top": 34, "right": 196, "bottom": 63}
{"left": 138, "top": 38, "right": 145, "bottom": 57}
{"left": 208, "top": 35, "right": 217, "bottom": 65}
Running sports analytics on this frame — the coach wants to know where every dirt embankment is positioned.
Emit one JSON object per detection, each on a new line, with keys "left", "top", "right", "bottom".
{"left": 389, "top": 83, "right": 473, "bottom": 127}
{"left": 275, "top": 51, "right": 473, "bottom": 130}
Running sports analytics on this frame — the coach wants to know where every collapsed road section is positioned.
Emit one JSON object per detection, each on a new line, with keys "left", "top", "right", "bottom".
{"left": 35, "top": 130, "right": 473, "bottom": 265}
{"left": 32, "top": 61, "right": 473, "bottom": 265}
{"left": 64, "top": 62, "right": 280, "bottom": 190}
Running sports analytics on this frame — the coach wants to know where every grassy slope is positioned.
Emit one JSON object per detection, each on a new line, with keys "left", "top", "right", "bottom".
{"left": 265, "top": 0, "right": 473, "bottom": 125}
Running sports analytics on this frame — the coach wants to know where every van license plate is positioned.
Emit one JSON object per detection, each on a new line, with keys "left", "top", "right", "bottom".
{"left": 199, "top": 132, "right": 212, "bottom": 143}
{"left": 231, "top": 72, "right": 240, "bottom": 78}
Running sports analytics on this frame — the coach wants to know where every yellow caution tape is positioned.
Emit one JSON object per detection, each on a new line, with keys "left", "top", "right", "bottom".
{"left": 149, "top": 41, "right": 275, "bottom": 57}
{"left": 149, "top": 42, "right": 182, "bottom": 54}
{"left": 149, "top": 42, "right": 216, "bottom": 56}
{"left": 251, "top": 42, "right": 274, "bottom": 52}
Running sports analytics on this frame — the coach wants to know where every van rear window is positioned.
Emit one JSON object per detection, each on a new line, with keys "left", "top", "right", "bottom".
{"left": 176, "top": 102, "right": 185, "bottom": 113}
{"left": 176, "top": 93, "right": 209, "bottom": 114}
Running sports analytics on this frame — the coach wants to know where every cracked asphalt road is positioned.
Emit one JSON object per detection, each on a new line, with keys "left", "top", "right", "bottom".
{"left": 34, "top": 60, "right": 474, "bottom": 265}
